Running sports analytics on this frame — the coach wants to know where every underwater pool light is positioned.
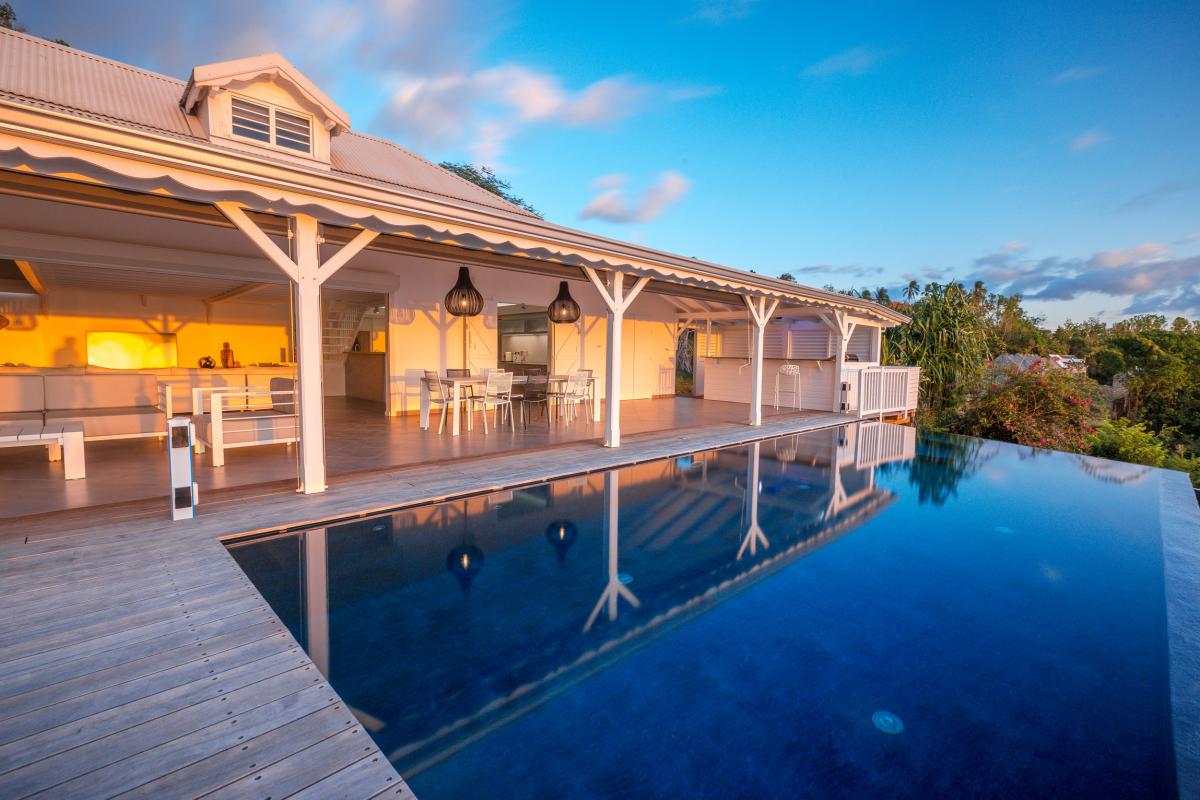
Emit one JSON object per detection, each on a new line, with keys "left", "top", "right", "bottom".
{"left": 872, "top": 710, "right": 904, "bottom": 734}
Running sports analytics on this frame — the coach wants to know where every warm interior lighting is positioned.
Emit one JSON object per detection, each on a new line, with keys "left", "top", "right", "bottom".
{"left": 86, "top": 331, "right": 178, "bottom": 369}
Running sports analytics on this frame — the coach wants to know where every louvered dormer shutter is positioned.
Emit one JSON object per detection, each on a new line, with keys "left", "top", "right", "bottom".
{"left": 230, "top": 96, "right": 312, "bottom": 155}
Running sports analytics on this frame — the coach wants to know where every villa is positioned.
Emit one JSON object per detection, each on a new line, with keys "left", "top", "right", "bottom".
{"left": 0, "top": 28, "right": 1195, "bottom": 800}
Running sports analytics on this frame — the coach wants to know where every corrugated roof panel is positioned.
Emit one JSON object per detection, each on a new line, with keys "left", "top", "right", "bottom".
{"left": 330, "top": 133, "right": 535, "bottom": 216}
{"left": 0, "top": 28, "right": 193, "bottom": 137}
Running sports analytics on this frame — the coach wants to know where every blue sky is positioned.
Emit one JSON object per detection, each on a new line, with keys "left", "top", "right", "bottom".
{"left": 19, "top": 0, "right": 1200, "bottom": 325}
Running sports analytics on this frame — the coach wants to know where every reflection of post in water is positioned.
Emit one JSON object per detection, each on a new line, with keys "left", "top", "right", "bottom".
{"left": 737, "top": 441, "right": 769, "bottom": 560}
{"left": 584, "top": 470, "right": 641, "bottom": 632}
{"left": 303, "top": 527, "right": 330, "bottom": 677}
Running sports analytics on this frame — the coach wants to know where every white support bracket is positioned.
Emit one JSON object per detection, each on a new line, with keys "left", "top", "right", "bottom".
{"left": 742, "top": 294, "right": 779, "bottom": 425}
{"left": 216, "top": 202, "right": 379, "bottom": 494}
{"left": 583, "top": 267, "right": 650, "bottom": 447}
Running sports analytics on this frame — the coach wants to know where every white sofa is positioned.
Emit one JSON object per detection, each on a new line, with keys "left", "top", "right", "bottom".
{"left": 0, "top": 375, "right": 46, "bottom": 424}
{"left": 43, "top": 373, "right": 167, "bottom": 440}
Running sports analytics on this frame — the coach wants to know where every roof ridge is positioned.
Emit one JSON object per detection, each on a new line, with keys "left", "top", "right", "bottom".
{"left": 0, "top": 27, "right": 186, "bottom": 87}
{"left": 343, "top": 130, "right": 539, "bottom": 218}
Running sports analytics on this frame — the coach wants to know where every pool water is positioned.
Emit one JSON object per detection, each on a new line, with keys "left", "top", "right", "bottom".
{"left": 228, "top": 423, "right": 1179, "bottom": 799}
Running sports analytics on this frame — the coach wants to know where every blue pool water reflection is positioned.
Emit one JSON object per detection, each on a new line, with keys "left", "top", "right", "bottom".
{"left": 228, "top": 423, "right": 1177, "bottom": 798}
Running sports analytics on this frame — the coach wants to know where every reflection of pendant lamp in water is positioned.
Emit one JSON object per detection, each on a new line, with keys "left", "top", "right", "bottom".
{"left": 446, "top": 501, "right": 484, "bottom": 593}
{"left": 545, "top": 520, "right": 579, "bottom": 564}
{"left": 546, "top": 281, "right": 581, "bottom": 324}
{"left": 445, "top": 267, "right": 484, "bottom": 317}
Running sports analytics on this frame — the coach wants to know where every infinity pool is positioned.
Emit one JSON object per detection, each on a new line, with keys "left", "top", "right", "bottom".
{"left": 228, "top": 423, "right": 1186, "bottom": 798}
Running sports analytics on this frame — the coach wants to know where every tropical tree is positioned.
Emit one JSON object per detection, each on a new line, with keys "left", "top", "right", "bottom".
{"left": 438, "top": 162, "right": 540, "bottom": 217}
{"left": 882, "top": 282, "right": 992, "bottom": 415}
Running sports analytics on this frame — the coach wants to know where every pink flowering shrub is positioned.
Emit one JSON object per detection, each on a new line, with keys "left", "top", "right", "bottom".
{"left": 950, "top": 363, "right": 1106, "bottom": 452}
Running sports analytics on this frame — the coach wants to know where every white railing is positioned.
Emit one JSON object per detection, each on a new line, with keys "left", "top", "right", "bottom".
{"left": 854, "top": 420, "right": 917, "bottom": 468}
{"left": 853, "top": 366, "right": 920, "bottom": 419}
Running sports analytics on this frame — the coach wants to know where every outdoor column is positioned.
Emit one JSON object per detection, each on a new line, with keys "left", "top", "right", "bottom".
{"left": 584, "top": 267, "right": 649, "bottom": 447}
{"left": 304, "top": 527, "right": 330, "bottom": 676}
{"left": 737, "top": 441, "right": 769, "bottom": 559}
{"left": 584, "top": 470, "right": 640, "bottom": 632}
{"left": 821, "top": 310, "right": 854, "bottom": 414}
{"left": 216, "top": 203, "right": 378, "bottom": 494}
{"left": 742, "top": 295, "right": 779, "bottom": 426}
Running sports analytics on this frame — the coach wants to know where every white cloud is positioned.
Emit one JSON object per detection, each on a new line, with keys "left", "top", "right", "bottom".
{"left": 30, "top": 0, "right": 710, "bottom": 168}
{"left": 802, "top": 46, "right": 886, "bottom": 78}
{"left": 1053, "top": 66, "right": 1104, "bottom": 84}
{"left": 580, "top": 172, "right": 692, "bottom": 224}
{"left": 969, "top": 241, "right": 1200, "bottom": 316}
{"left": 379, "top": 66, "right": 670, "bottom": 166}
{"left": 1069, "top": 128, "right": 1108, "bottom": 153}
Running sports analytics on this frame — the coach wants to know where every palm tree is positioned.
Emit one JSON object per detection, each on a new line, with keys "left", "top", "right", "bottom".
{"left": 904, "top": 279, "right": 920, "bottom": 302}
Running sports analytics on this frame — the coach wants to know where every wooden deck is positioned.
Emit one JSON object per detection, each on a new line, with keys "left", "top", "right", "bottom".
{"left": 0, "top": 411, "right": 853, "bottom": 799}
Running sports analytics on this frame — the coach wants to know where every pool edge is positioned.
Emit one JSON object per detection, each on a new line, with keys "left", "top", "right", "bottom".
{"left": 1161, "top": 468, "right": 1200, "bottom": 799}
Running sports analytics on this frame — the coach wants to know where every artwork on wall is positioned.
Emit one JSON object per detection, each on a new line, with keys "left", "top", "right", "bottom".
{"left": 86, "top": 331, "right": 179, "bottom": 369}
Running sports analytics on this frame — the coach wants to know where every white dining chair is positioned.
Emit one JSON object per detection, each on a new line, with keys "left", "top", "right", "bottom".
{"left": 558, "top": 372, "right": 591, "bottom": 425}
{"left": 468, "top": 371, "right": 514, "bottom": 433}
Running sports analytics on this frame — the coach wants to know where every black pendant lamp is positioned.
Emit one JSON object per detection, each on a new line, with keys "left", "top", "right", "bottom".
{"left": 544, "top": 520, "right": 579, "bottom": 564}
{"left": 445, "top": 266, "right": 484, "bottom": 317}
{"left": 547, "top": 281, "right": 581, "bottom": 324}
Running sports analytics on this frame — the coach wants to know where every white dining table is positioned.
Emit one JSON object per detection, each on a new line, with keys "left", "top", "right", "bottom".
{"left": 419, "top": 374, "right": 597, "bottom": 436}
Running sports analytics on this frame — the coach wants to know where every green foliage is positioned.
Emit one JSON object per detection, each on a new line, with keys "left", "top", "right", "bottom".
{"left": 1088, "top": 419, "right": 1200, "bottom": 484}
{"left": 1087, "top": 419, "right": 1169, "bottom": 464}
{"left": 778, "top": 272, "right": 797, "bottom": 282}
{"left": 947, "top": 363, "right": 1105, "bottom": 452}
{"left": 437, "top": 162, "right": 541, "bottom": 217}
{"left": 882, "top": 282, "right": 991, "bottom": 415}
{"left": 0, "top": 3, "right": 22, "bottom": 30}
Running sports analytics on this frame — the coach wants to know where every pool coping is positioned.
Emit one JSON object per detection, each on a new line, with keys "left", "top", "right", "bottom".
{"left": 1160, "top": 468, "right": 1200, "bottom": 799}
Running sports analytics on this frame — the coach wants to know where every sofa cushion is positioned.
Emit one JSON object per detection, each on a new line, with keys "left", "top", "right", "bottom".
{"left": 44, "top": 374, "right": 158, "bottom": 411}
{"left": 45, "top": 407, "right": 164, "bottom": 438}
{"left": 197, "top": 409, "right": 298, "bottom": 446}
{"left": 0, "top": 375, "right": 44, "bottom": 413}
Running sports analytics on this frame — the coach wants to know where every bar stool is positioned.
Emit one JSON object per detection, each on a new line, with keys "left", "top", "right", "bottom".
{"left": 774, "top": 364, "right": 802, "bottom": 410}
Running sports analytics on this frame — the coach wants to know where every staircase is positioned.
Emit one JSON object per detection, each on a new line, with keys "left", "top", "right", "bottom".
{"left": 323, "top": 302, "right": 370, "bottom": 356}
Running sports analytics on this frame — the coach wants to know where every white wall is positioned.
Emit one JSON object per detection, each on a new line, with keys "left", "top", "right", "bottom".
{"left": 702, "top": 357, "right": 838, "bottom": 412}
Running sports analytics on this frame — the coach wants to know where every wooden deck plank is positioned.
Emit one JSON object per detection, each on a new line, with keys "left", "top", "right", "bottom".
{"left": 0, "top": 608, "right": 280, "bottom": 702}
{"left": 0, "top": 633, "right": 297, "bottom": 745}
{"left": 111, "top": 704, "right": 356, "bottom": 799}
{"left": 0, "top": 621, "right": 287, "bottom": 723}
{"left": 0, "top": 652, "right": 315, "bottom": 776}
{"left": 0, "top": 412, "right": 853, "bottom": 799}
{"left": 286, "top": 751, "right": 414, "bottom": 800}
{"left": 200, "top": 726, "right": 379, "bottom": 800}
{"left": 18, "top": 683, "right": 340, "bottom": 799}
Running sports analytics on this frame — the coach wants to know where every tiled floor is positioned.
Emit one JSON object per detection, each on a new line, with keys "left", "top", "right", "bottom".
{"left": 0, "top": 396, "right": 801, "bottom": 519}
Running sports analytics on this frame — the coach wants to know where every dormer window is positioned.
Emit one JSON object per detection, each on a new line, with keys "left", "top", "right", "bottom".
{"left": 231, "top": 95, "right": 312, "bottom": 154}
{"left": 183, "top": 53, "right": 350, "bottom": 167}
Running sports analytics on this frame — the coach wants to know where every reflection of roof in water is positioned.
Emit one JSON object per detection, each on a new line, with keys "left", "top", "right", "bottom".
{"left": 1077, "top": 456, "right": 1152, "bottom": 485}
{"left": 390, "top": 485, "right": 897, "bottom": 777}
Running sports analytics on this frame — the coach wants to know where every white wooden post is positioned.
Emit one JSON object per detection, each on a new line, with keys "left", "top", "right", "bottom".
{"left": 217, "top": 203, "right": 378, "bottom": 494}
{"left": 820, "top": 309, "right": 855, "bottom": 415}
{"left": 742, "top": 295, "right": 780, "bottom": 426}
{"left": 737, "top": 441, "right": 769, "bottom": 559}
{"left": 304, "top": 527, "right": 330, "bottom": 676}
{"left": 584, "top": 267, "right": 650, "bottom": 447}
{"left": 584, "top": 470, "right": 640, "bottom": 632}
